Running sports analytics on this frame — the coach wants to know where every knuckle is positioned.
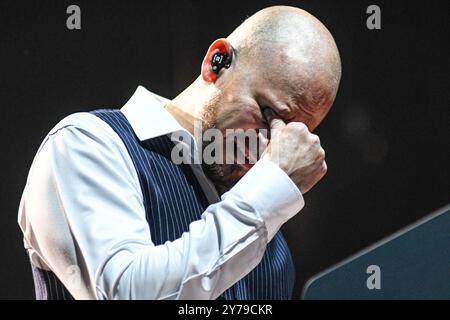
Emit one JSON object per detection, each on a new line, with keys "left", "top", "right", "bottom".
{"left": 297, "top": 122, "right": 308, "bottom": 131}
{"left": 322, "top": 161, "right": 328, "bottom": 173}
{"left": 311, "top": 134, "right": 320, "bottom": 144}
{"left": 317, "top": 148, "right": 325, "bottom": 161}
{"left": 287, "top": 122, "right": 308, "bottom": 133}
{"left": 285, "top": 122, "right": 298, "bottom": 131}
{"left": 316, "top": 135, "right": 321, "bottom": 144}
{"left": 285, "top": 122, "right": 295, "bottom": 128}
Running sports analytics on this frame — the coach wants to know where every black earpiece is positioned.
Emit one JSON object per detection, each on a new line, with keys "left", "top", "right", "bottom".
{"left": 211, "top": 48, "right": 233, "bottom": 74}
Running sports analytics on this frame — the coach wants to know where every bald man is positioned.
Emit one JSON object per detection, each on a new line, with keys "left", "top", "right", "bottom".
{"left": 18, "top": 6, "right": 341, "bottom": 300}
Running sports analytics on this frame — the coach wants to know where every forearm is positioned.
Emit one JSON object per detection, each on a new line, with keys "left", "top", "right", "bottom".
{"left": 94, "top": 159, "right": 304, "bottom": 300}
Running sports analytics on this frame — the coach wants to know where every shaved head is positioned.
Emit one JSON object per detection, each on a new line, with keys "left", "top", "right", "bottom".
{"left": 228, "top": 6, "right": 341, "bottom": 120}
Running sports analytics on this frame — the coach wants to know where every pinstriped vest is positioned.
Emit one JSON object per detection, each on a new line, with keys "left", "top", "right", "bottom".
{"left": 31, "top": 109, "right": 295, "bottom": 300}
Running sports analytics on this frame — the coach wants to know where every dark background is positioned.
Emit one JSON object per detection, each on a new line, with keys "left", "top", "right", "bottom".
{"left": 0, "top": 0, "right": 448, "bottom": 299}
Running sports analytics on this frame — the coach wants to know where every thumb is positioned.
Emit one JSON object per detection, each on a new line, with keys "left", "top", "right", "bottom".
{"left": 263, "top": 108, "right": 285, "bottom": 137}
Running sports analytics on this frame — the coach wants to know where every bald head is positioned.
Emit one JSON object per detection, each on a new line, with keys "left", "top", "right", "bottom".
{"left": 227, "top": 6, "right": 341, "bottom": 118}
{"left": 167, "top": 6, "right": 342, "bottom": 193}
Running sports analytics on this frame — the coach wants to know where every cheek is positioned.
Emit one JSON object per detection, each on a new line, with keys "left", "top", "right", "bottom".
{"left": 216, "top": 105, "right": 262, "bottom": 132}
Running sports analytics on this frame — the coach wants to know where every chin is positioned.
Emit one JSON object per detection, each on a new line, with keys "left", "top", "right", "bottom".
{"left": 202, "top": 163, "right": 250, "bottom": 195}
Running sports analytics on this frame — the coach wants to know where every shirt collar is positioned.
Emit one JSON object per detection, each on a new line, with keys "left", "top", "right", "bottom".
{"left": 121, "top": 85, "right": 187, "bottom": 141}
{"left": 120, "top": 85, "right": 220, "bottom": 203}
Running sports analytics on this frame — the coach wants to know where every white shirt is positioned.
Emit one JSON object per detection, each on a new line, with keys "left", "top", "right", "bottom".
{"left": 18, "top": 86, "right": 304, "bottom": 300}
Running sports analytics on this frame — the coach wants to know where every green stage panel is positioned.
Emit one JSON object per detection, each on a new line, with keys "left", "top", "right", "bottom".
{"left": 302, "top": 204, "right": 450, "bottom": 300}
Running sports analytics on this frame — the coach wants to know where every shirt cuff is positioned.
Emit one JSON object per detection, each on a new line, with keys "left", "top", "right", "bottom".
{"left": 228, "top": 158, "right": 304, "bottom": 241}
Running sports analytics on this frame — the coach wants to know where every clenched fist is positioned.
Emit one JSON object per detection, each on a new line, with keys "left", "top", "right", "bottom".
{"left": 262, "top": 108, "right": 327, "bottom": 194}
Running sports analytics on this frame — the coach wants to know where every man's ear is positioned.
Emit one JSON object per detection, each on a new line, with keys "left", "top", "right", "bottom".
{"left": 201, "top": 38, "right": 232, "bottom": 83}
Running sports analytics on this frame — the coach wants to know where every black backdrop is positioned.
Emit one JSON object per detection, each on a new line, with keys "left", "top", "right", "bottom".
{"left": 1, "top": 0, "right": 448, "bottom": 299}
